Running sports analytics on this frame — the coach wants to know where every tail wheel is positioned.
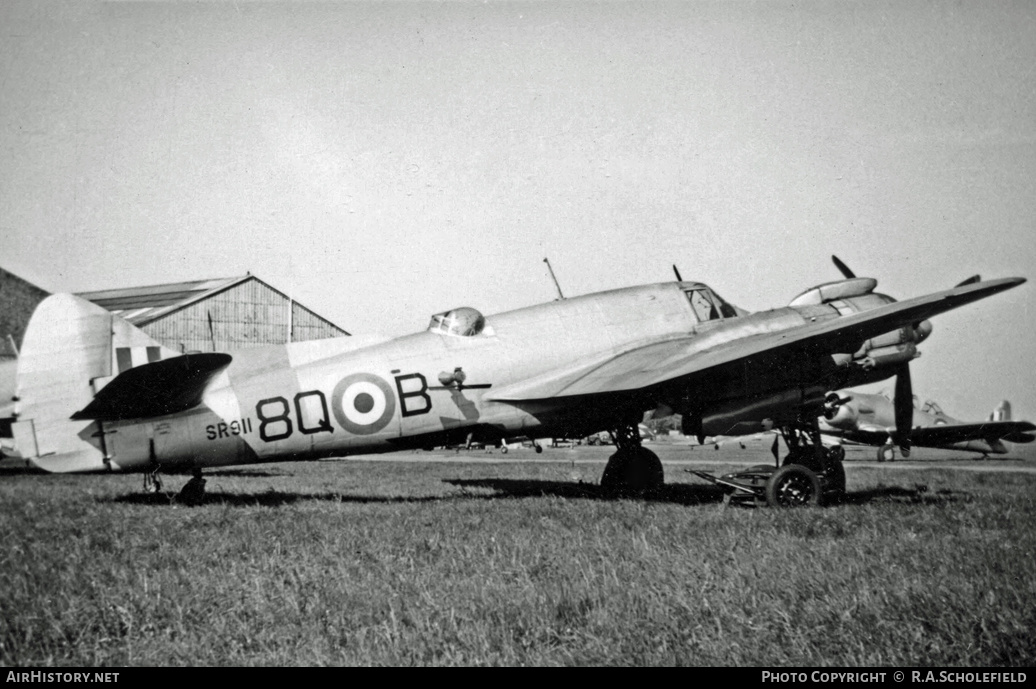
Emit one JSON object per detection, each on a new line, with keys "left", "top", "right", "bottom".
{"left": 765, "top": 464, "right": 820, "bottom": 508}
{"left": 143, "top": 470, "right": 162, "bottom": 494}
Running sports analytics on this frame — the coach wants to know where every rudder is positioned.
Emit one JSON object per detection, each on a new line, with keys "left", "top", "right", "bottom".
{"left": 12, "top": 294, "right": 179, "bottom": 472}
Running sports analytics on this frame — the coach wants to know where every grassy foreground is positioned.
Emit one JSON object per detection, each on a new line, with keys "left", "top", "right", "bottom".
{"left": 1, "top": 448, "right": 1034, "bottom": 666}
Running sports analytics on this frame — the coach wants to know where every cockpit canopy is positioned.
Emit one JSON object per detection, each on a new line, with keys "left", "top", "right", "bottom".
{"left": 681, "top": 284, "right": 740, "bottom": 322}
{"left": 920, "top": 399, "right": 944, "bottom": 416}
{"left": 427, "top": 307, "right": 486, "bottom": 337}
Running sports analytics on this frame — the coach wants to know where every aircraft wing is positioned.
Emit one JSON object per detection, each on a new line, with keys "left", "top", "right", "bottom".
{"left": 907, "top": 421, "right": 1036, "bottom": 447}
{"left": 71, "top": 353, "right": 232, "bottom": 421}
{"left": 487, "top": 277, "right": 1023, "bottom": 402}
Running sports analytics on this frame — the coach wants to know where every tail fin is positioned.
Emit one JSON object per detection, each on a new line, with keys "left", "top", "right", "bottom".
{"left": 11, "top": 294, "right": 180, "bottom": 472}
{"left": 990, "top": 400, "right": 1012, "bottom": 422}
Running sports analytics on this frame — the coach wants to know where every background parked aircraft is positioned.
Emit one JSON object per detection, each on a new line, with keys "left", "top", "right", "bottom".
{"left": 820, "top": 389, "right": 1036, "bottom": 461}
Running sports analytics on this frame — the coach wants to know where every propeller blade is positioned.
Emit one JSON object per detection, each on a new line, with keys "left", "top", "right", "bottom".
{"left": 831, "top": 255, "right": 856, "bottom": 279}
{"left": 771, "top": 433, "right": 780, "bottom": 464}
{"left": 893, "top": 363, "right": 913, "bottom": 456}
{"left": 955, "top": 275, "right": 981, "bottom": 287}
{"left": 673, "top": 264, "right": 683, "bottom": 282}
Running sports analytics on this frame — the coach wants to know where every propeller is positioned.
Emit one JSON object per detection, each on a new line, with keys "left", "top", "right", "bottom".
{"left": 673, "top": 265, "right": 683, "bottom": 282}
{"left": 893, "top": 362, "right": 913, "bottom": 456}
{"left": 831, "top": 255, "right": 918, "bottom": 454}
{"left": 832, "top": 255, "right": 855, "bottom": 279}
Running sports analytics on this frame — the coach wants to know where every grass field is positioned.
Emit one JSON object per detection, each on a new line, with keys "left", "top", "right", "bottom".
{"left": 1, "top": 444, "right": 1034, "bottom": 667}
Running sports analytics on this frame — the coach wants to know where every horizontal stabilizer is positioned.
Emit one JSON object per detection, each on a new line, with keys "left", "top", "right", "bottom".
{"left": 71, "top": 353, "right": 232, "bottom": 421}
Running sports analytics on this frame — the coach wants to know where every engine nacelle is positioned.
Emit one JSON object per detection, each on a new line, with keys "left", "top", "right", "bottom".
{"left": 851, "top": 318, "right": 930, "bottom": 369}
{"left": 789, "top": 277, "right": 878, "bottom": 306}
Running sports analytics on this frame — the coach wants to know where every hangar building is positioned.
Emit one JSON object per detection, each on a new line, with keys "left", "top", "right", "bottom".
{"left": 0, "top": 267, "right": 50, "bottom": 358}
{"left": 77, "top": 274, "right": 350, "bottom": 353}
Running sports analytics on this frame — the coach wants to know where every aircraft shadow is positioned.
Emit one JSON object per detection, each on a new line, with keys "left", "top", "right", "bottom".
{"left": 193, "top": 469, "right": 287, "bottom": 478}
{"left": 101, "top": 481, "right": 969, "bottom": 509}
{"left": 0, "top": 462, "right": 47, "bottom": 476}
{"left": 106, "top": 479, "right": 726, "bottom": 508}
{"left": 446, "top": 478, "right": 726, "bottom": 506}
{"left": 107, "top": 490, "right": 459, "bottom": 508}
{"left": 449, "top": 479, "right": 972, "bottom": 508}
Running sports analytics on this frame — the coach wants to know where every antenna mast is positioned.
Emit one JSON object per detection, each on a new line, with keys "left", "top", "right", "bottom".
{"left": 543, "top": 258, "right": 565, "bottom": 300}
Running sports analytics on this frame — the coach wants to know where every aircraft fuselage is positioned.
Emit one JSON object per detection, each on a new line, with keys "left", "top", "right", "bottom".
{"left": 72, "top": 281, "right": 916, "bottom": 473}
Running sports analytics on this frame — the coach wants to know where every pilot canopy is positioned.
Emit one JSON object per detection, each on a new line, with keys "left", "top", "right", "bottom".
{"left": 427, "top": 307, "right": 486, "bottom": 337}
{"left": 682, "top": 284, "right": 739, "bottom": 322}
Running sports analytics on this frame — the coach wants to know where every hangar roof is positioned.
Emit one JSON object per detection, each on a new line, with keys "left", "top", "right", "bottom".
{"left": 77, "top": 274, "right": 350, "bottom": 338}
{"left": 78, "top": 275, "right": 253, "bottom": 325}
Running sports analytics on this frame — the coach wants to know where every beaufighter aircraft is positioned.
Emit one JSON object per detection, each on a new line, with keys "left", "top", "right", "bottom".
{"left": 5, "top": 257, "right": 1025, "bottom": 506}
{"left": 819, "top": 389, "right": 1036, "bottom": 462}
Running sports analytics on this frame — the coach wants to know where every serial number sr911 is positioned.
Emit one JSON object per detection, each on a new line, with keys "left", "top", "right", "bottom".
{"left": 204, "top": 372, "right": 434, "bottom": 443}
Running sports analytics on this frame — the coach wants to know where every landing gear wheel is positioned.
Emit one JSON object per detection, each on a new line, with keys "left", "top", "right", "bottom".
{"left": 765, "top": 464, "right": 820, "bottom": 508}
{"left": 534, "top": 443, "right": 543, "bottom": 454}
{"left": 601, "top": 447, "right": 664, "bottom": 492}
{"left": 823, "top": 460, "right": 847, "bottom": 505}
{"left": 500, "top": 445, "right": 508, "bottom": 454}
{"left": 878, "top": 444, "right": 895, "bottom": 463}
{"left": 827, "top": 444, "right": 845, "bottom": 464}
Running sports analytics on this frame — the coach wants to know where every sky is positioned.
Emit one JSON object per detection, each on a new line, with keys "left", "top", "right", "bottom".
{"left": 2, "top": 0, "right": 1034, "bottom": 421}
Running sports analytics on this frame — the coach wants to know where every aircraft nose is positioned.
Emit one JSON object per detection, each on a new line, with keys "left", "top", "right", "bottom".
{"left": 826, "top": 402, "right": 858, "bottom": 429}
{"left": 914, "top": 319, "right": 933, "bottom": 344}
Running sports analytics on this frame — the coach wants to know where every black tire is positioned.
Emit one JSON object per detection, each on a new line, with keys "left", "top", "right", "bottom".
{"left": 600, "top": 447, "right": 664, "bottom": 492}
{"left": 822, "top": 460, "right": 847, "bottom": 505}
{"left": 764, "top": 464, "right": 820, "bottom": 508}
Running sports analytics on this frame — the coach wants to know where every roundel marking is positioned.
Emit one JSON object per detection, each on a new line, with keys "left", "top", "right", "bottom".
{"left": 331, "top": 373, "right": 396, "bottom": 435}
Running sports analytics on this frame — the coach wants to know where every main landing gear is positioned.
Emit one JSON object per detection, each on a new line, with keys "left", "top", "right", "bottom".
{"left": 600, "top": 423, "right": 664, "bottom": 492}
{"left": 690, "top": 415, "right": 846, "bottom": 508}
